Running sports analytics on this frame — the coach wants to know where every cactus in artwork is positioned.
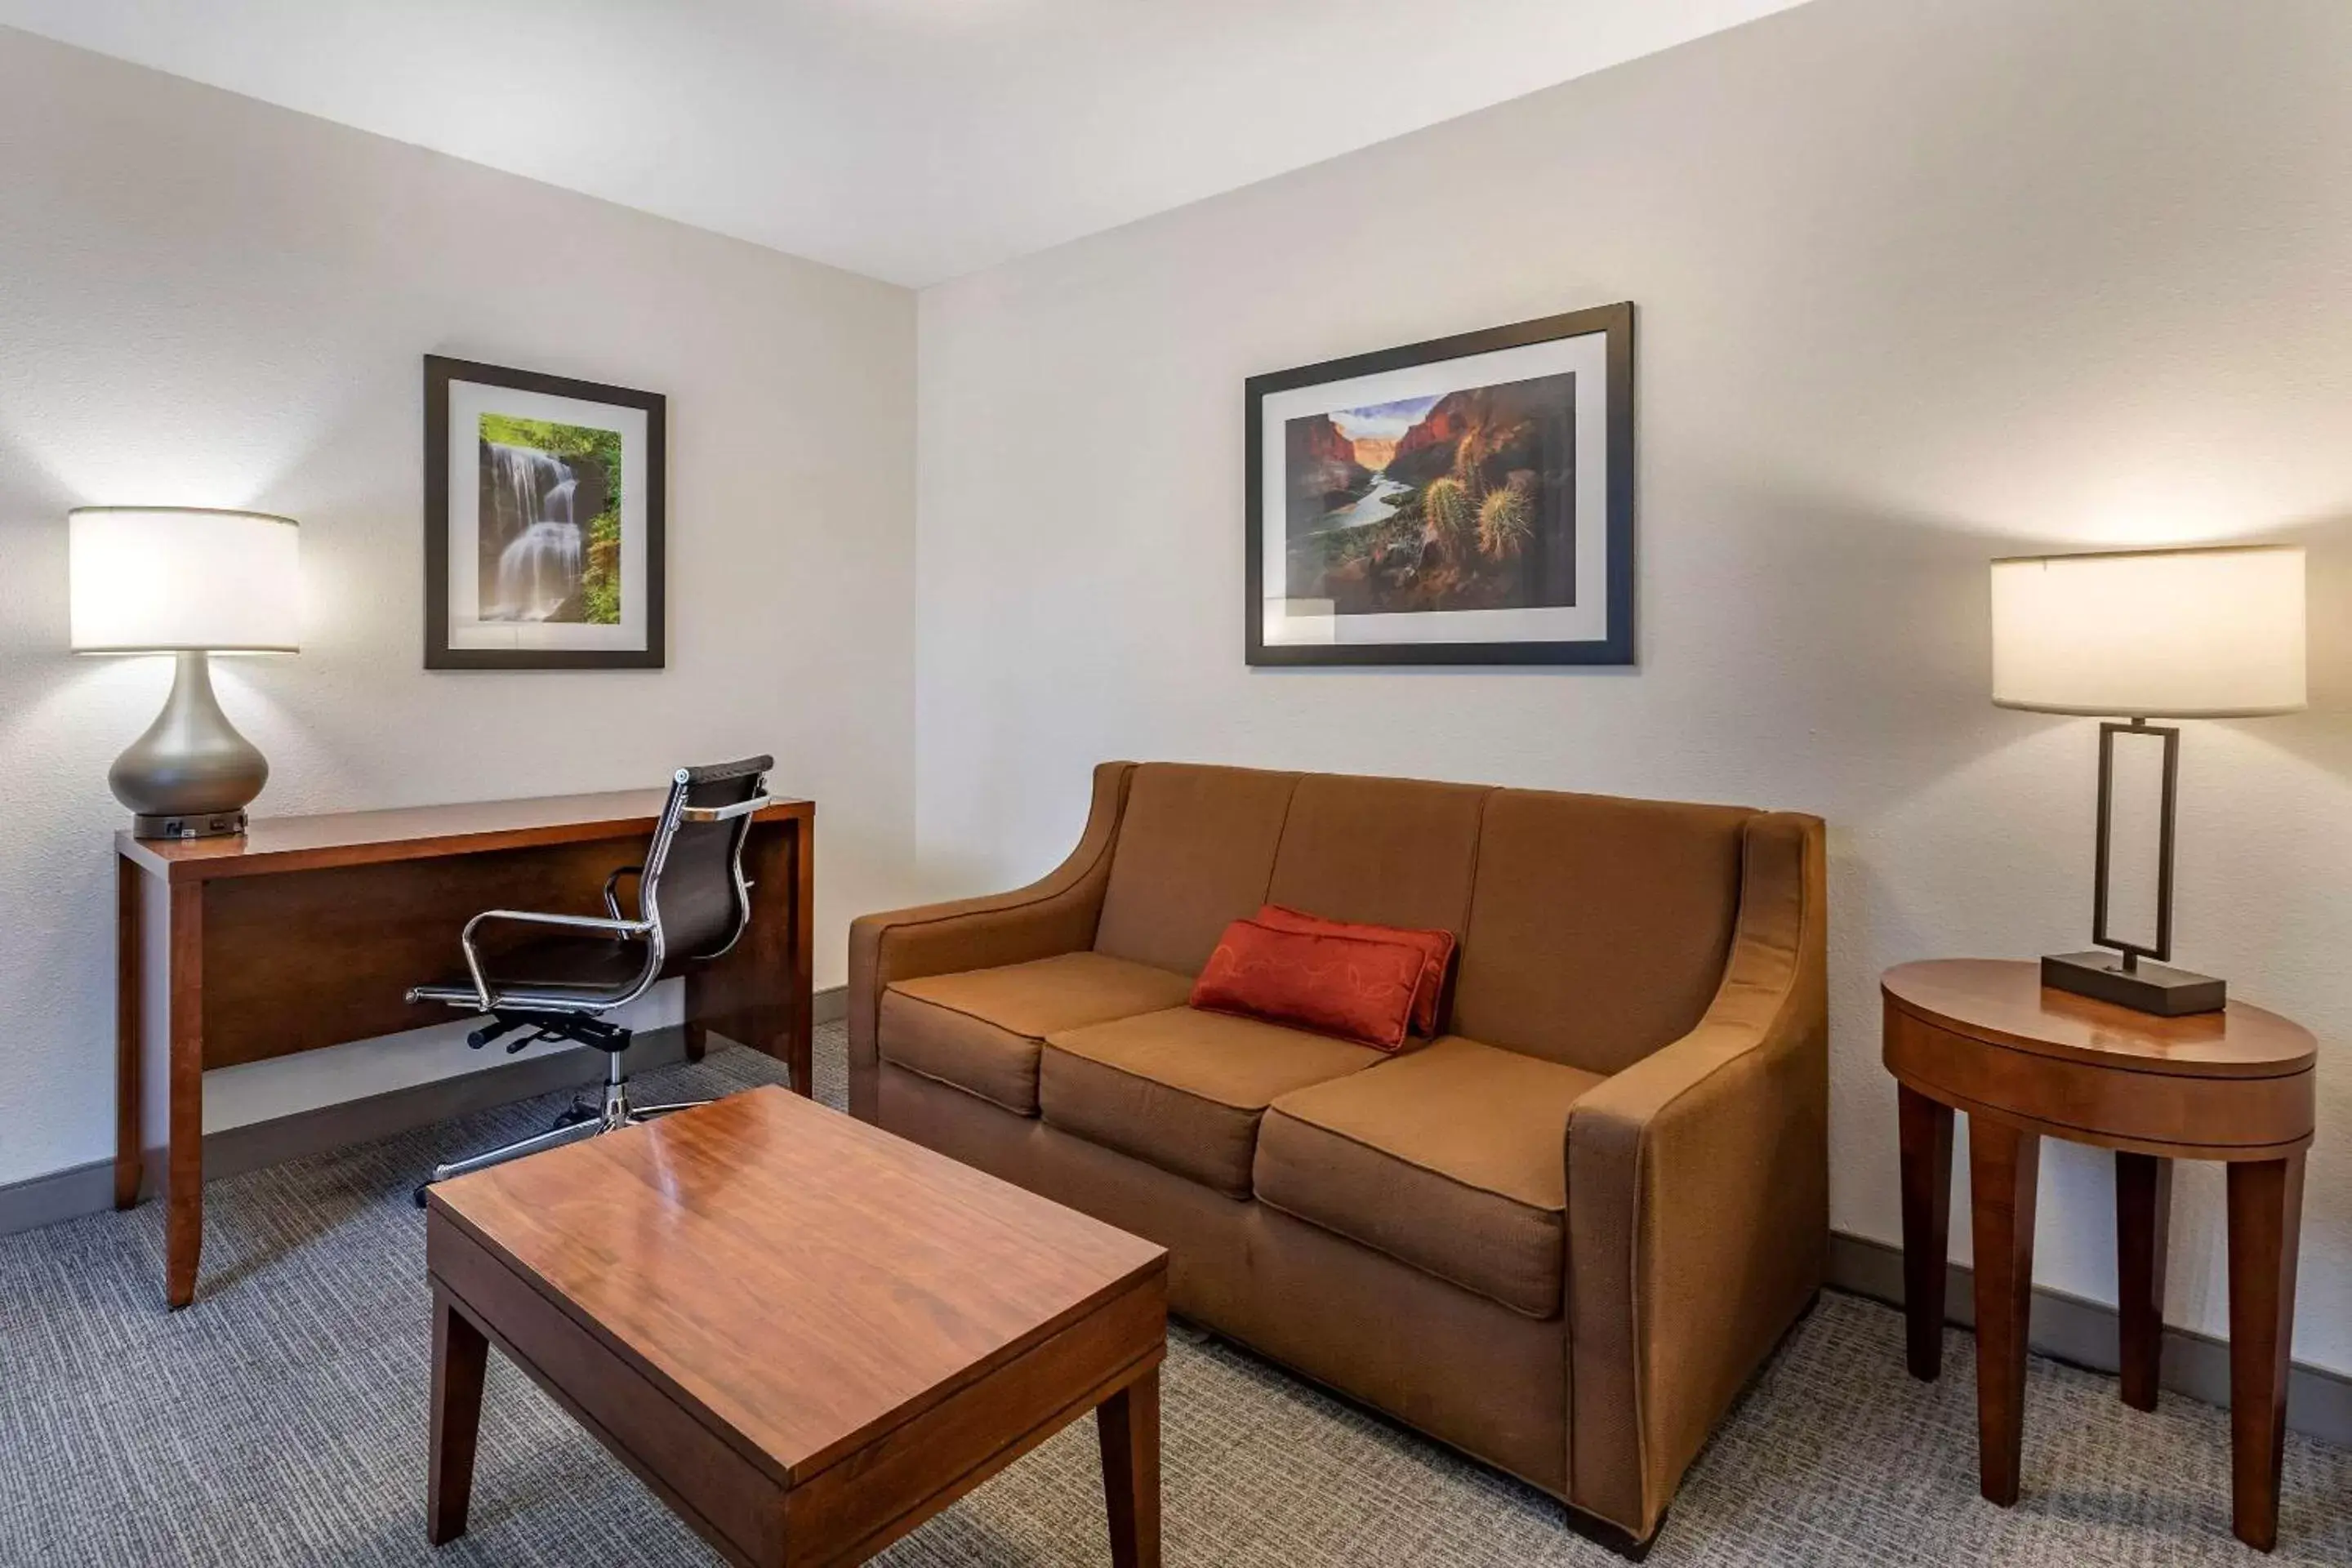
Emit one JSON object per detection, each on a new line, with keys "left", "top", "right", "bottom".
{"left": 1478, "top": 483, "right": 1534, "bottom": 560}
{"left": 1423, "top": 477, "right": 1474, "bottom": 559}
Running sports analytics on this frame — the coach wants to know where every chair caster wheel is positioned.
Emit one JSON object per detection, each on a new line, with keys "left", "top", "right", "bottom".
{"left": 413, "top": 1183, "right": 432, "bottom": 1209}
{"left": 555, "top": 1102, "right": 595, "bottom": 1128}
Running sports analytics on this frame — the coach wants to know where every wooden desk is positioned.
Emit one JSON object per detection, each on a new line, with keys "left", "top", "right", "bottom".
{"left": 115, "top": 789, "right": 816, "bottom": 1311}
{"left": 1882, "top": 959, "right": 2315, "bottom": 1552}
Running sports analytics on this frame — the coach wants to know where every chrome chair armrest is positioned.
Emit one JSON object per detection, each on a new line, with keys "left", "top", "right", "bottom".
{"left": 602, "top": 865, "right": 644, "bottom": 922}
{"left": 458, "top": 907, "right": 655, "bottom": 1011}
{"left": 679, "top": 792, "right": 775, "bottom": 824}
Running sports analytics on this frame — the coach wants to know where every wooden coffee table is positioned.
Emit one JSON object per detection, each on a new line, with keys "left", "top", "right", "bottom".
{"left": 423, "top": 1085, "right": 1169, "bottom": 1566}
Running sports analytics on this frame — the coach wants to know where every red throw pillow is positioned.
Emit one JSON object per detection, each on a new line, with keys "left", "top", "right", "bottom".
{"left": 1190, "top": 919, "right": 1426, "bottom": 1051}
{"left": 1251, "top": 905, "right": 1456, "bottom": 1038}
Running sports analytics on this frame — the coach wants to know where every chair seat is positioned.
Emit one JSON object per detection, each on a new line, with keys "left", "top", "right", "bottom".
{"left": 411, "top": 932, "right": 653, "bottom": 1008}
{"left": 1039, "top": 1007, "right": 1386, "bottom": 1197}
{"left": 1253, "top": 1036, "right": 1605, "bottom": 1317}
{"left": 881, "top": 952, "right": 1196, "bottom": 1115}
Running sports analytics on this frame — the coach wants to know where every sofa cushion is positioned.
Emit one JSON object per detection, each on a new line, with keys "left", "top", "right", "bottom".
{"left": 1094, "top": 764, "right": 1302, "bottom": 976}
{"left": 881, "top": 952, "right": 1193, "bottom": 1115}
{"left": 1040, "top": 1006, "right": 1385, "bottom": 1196}
{"left": 1454, "top": 789, "right": 1750, "bottom": 1075}
{"left": 1253, "top": 1036, "right": 1605, "bottom": 1317}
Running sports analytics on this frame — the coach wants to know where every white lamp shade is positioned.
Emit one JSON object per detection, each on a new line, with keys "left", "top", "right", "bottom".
{"left": 1989, "top": 545, "right": 2305, "bottom": 718}
{"left": 69, "top": 507, "right": 301, "bottom": 653}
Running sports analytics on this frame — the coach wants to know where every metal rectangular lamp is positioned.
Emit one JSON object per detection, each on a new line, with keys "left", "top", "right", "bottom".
{"left": 1990, "top": 544, "right": 2305, "bottom": 1015}
{"left": 69, "top": 506, "right": 301, "bottom": 839}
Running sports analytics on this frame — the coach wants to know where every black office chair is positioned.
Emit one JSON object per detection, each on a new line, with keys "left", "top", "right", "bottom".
{"left": 408, "top": 756, "right": 774, "bottom": 1205}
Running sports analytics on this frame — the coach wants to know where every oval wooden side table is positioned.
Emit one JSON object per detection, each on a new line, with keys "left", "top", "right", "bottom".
{"left": 1881, "top": 959, "right": 2317, "bottom": 1552}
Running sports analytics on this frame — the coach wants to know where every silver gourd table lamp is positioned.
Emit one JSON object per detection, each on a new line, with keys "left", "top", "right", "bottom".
{"left": 1989, "top": 543, "right": 2305, "bottom": 1015}
{"left": 69, "top": 506, "right": 301, "bottom": 840}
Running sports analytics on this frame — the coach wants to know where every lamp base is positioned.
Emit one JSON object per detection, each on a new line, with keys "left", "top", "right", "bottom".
{"left": 2042, "top": 951, "right": 2225, "bottom": 1017}
{"left": 130, "top": 808, "right": 250, "bottom": 841}
{"left": 108, "top": 650, "right": 267, "bottom": 839}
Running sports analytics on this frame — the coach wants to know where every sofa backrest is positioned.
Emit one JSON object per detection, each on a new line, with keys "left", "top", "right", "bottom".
{"left": 1451, "top": 788, "right": 1750, "bottom": 1075}
{"left": 1094, "top": 764, "right": 1300, "bottom": 974}
{"left": 1263, "top": 773, "right": 1489, "bottom": 938}
{"left": 1092, "top": 762, "right": 1756, "bottom": 1076}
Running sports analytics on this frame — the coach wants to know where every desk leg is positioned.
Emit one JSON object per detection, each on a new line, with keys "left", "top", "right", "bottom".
{"left": 427, "top": 1288, "right": 488, "bottom": 1546}
{"left": 1968, "top": 1116, "right": 2039, "bottom": 1508}
{"left": 1898, "top": 1085, "right": 1953, "bottom": 1380}
{"left": 114, "top": 858, "right": 144, "bottom": 1211}
{"left": 684, "top": 816, "right": 815, "bottom": 1098}
{"left": 1097, "top": 1364, "right": 1162, "bottom": 1568}
{"left": 2116, "top": 1152, "right": 2172, "bottom": 1412}
{"left": 165, "top": 881, "right": 204, "bottom": 1311}
{"left": 790, "top": 815, "right": 813, "bottom": 1098}
{"left": 2226, "top": 1154, "right": 2304, "bottom": 1552}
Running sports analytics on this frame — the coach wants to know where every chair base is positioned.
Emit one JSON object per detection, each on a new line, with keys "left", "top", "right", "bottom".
{"left": 414, "top": 1051, "right": 712, "bottom": 1207}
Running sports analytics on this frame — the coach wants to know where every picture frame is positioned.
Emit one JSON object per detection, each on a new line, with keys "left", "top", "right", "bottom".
{"left": 423, "top": 354, "right": 666, "bottom": 670}
{"left": 1245, "top": 303, "right": 1633, "bottom": 666}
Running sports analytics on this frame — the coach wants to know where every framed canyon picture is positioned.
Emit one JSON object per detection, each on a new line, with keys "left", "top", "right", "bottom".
{"left": 1245, "top": 303, "right": 1633, "bottom": 666}
{"left": 423, "top": 354, "right": 666, "bottom": 669}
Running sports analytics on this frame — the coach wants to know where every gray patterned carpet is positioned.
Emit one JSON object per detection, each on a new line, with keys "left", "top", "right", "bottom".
{"left": 2, "top": 1023, "right": 2347, "bottom": 1566}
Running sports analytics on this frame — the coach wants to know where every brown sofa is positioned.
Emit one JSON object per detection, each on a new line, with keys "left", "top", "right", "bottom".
{"left": 849, "top": 762, "right": 1826, "bottom": 1543}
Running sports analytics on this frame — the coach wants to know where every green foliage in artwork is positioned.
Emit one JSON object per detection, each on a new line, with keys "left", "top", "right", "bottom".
{"left": 1423, "top": 476, "right": 1474, "bottom": 559}
{"left": 480, "top": 413, "right": 624, "bottom": 625}
{"left": 582, "top": 512, "right": 621, "bottom": 624}
{"left": 479, "top": 413, "right": 621, "bottom": 474}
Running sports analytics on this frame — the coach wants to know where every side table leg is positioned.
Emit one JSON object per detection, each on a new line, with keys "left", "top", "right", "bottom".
{"left": 2115, "top": 1152, "right": 2172, "bottom": 1412}
{"left": 1898, "top": 1085, "right": 1954, "bottom": 1380}
{"left": 428, "top": 1290, "right": 490, "bottom": 1546}
{"left": 1969, "top": 1115, "right": 2040, "bottom": 1508}
{"left": 2226, "top": 1154, "right": 2304, "bottom": 1552}
{"left": 1097, "top": 1364, "right": 1162, "bottom": 1568}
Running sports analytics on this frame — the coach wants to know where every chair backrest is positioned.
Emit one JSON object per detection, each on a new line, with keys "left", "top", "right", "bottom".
{"left": 641, "top": 755, "right": 774, "bottom": 965}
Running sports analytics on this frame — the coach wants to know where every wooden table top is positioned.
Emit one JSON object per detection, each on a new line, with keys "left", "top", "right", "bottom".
{"left": 1882, "top": 959, "right": 2315, "bottom": 1080}
{"left": 426, "top": 1086, "right": 1166, "bottom": 1487}
{"left": 118, "top": 786, "right": 813, "bottom": 883}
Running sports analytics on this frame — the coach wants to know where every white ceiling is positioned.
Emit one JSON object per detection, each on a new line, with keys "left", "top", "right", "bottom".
{"left": 0, "top": 0, "right": 1811, "bottom": 287}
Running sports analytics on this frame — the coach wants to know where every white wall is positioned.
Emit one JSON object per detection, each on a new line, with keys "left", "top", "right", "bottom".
{"left": 916, "top": 0, "right": 2352, "bottom": 1368}
{"left": 0, "top": 27, "right": 920, "bottom": 1188}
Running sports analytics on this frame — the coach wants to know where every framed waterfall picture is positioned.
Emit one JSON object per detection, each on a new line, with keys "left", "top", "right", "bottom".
{"left": 1245, "top": 303, "right": 1633, "bottom": 666}
{"left": 423, "top": 354, "right": 666, "bottom": 669}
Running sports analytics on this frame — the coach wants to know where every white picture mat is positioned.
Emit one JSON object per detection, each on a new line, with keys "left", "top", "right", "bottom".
{"left": 1260, "top": 330, "right": 1610, "bottom": 647}
{"left": 447, "top": 380, "right": 649, "bottom": 651}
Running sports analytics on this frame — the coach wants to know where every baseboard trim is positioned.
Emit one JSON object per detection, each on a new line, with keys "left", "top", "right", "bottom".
{"left": 46, "top": 1018, "right": 2343, "bottom": 1450}
{"left": 2, "top": 1025, "right": 682, "bottom": 1232}
{"left": 184, "top": 1023, "right": 692, "bottom": 1190}
{"left": 3, "top": 1018, "right": 702, "bottom": 1238}
{"left": 1825, "top": 1231, "right": 2352, "bottom": 1448}
{"left": 1, "top": 990, "right": 849, "bottom": 1241}
{"left": 0, "top": 991, "right": 856, "bottom": 1241}
{"left": 0, "top": 1156, "right": 117, "bottom": 1239}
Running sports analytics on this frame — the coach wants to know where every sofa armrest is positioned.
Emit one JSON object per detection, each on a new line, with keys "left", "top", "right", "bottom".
{"left": 1562, "top": 810, "right": 1828, "bottom": 1539}
{"left": 846, "top": 761, "right": 1135, "bottom": 1120}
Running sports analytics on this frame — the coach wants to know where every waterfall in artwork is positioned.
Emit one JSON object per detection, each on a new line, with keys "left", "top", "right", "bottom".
{"left": 482, "top": 442, "right": 586, "bottom": 621}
